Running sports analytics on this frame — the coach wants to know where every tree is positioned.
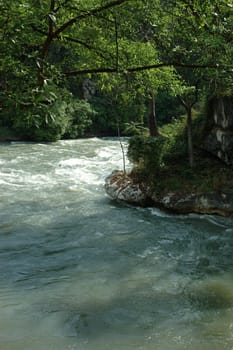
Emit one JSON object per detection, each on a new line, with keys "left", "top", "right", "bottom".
{"left": 0, "top": 0, "right": 232, "bottom": 142}
{"left": 177, "top": 83, "right": 199, "bottom": 168}
{"left": 149, "top": 0, "right": 233, "bottom": 166}
{"left": 0, "top": 0, "right": 135, "bottom": 139}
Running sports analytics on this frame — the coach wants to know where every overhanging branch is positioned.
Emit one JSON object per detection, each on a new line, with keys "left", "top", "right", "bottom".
{"left": 64, "top": 67, "right": 117, "bottom": 76}
{"left": 64, "top": 62, "right": 233, "bottom": 76}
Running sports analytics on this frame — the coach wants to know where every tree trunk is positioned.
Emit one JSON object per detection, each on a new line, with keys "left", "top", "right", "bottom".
{"left": 148, "top": 92, "right": 158, "bottom": 137}
{"left": 37, "top": 0, "right": 56, "bottom": 88}
{"left": 186, "top": 106, "right": 194, "bottom": 167}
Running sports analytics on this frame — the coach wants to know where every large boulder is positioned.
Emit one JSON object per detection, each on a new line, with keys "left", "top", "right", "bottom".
{"left": 203, "top": 96, "right": 233, "bottom": 164}
{"left": 104, "top": 170, "right": 150, "bottom": 205}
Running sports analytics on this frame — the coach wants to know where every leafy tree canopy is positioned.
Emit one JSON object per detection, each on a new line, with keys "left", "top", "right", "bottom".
{"left": 0, "top": 0, "right": 232, "bottom": 140}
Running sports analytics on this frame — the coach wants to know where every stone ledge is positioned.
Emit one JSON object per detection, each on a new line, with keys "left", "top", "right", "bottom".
{"left": 105, "top": 170, "right": 233, "bottom": 217}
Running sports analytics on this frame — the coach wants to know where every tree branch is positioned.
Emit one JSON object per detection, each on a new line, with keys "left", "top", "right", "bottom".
{"left": 191, "top": 81, "right": 199, "bottom": 107}
{"left": 64, "top": 67, "right": 117, "bottom": 75}
{"left": 63, "top": 36, "right": 110, "bottom": 60}
{"left": 177, "top": 95, "right": 187, "bottom": 108}
{"left": 49, "top": 0, "right": 56, "bottom": 34}
{"left": 64, "top": 62, "right": 233, "bottom": 76}
{"left": 53, "top": 0, "right": 129, "bottom": 38}
{"left": 30, "top": 24, "right": 48, "bottom": 36}
{"left": 114, "top": 16, "right": 119, "bottom": 71}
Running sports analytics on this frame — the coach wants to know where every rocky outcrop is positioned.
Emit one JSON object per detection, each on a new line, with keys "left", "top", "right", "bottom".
{"left": 105, "top": 170, "right": 150, "bottom": 206}
{"left": 105, "top": 171, "right": 233, "bottom": 217}
{"left": 152, "top": 191, "right": 233, "bottom": 217}
{"left": 203, "top": 96, "right": 233, "bottom": 165}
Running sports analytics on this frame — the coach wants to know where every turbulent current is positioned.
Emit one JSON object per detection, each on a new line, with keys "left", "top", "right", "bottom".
{"left": 0, "top": 138, "right": 233, "bottom": 350}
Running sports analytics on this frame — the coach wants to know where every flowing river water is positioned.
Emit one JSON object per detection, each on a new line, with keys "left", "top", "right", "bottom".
{"left": 0, "top": 138, "right": 233, "bottom": 350}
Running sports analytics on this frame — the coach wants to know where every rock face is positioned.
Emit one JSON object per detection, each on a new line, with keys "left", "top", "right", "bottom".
{"left": 105, "top": 171, "right": 233, "bottom": 217}
{"left": 203, "top": 96, "right": 233, "bottom": 165}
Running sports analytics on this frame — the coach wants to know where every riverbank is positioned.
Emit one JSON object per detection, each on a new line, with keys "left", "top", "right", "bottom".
{"left": 105, "top": 153, "right": 233, "bottom": 217}
{"left": 105, "top": 114, "right": 233, "bottom": 218}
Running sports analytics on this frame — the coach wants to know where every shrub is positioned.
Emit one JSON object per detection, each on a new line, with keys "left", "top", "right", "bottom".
{"left": 128, "top": 135, "right": 167, "bottom": 174}
{"left": 127, "top": 116, "right": 192, "bottom": 175}
{"left": 63, "top": 99, "right": 94, "bottom": 139}
{"left": 2, "top": 83, "right": 93, "bottom": 142}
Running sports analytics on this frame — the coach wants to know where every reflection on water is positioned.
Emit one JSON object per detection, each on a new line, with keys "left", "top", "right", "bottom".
{"left": 0, "top": 138, "right": 233, "bottom": 350}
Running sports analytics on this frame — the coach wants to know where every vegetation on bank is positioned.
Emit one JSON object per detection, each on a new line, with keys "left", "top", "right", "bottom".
{"left": 127, "top": 113, "right": 233, "bottom": 195}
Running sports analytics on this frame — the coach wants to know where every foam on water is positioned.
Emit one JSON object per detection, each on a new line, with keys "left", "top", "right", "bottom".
{"left": 150, "top": 207, "right": 173, "bottom": 218}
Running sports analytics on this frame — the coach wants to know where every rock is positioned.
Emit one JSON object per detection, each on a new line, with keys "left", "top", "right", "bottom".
{"left": 203, "top": 96, "right": 233, "bottom": 165}
{"left": 104, "top": 170, "right": 149, "bottom": 205}
{"left": 159, "top": 192, "right": 198, "bottom": 213}
{"left": 105, "top": 171, "right": 233, "bottom": 217}
{"left": 157, "top": 191, "right": 233, "bottom": 216}
{"left": 194, "top": 192, "right": 233, "bottom": 216}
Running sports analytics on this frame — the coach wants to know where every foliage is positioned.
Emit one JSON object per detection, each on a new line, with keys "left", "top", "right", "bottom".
{"left": 151, "top": 156, "right": 233, "bottom": 195}
{"left": 127, "top": 110, "right": 207, "bottom": 175}
{"left": 88, "top": 75, "right": 148, "bottom": 135}
{"left": 123, "top": 122, "right": 149, "bottom": 136}
{"left": 1, "top": 82, "right": 93, "bottom": 141}
{"left": 155, "top": 91, "right": 184, "bottom": 125}
{"left": 0, "top": 0, "right": 233, "bottom": 141}
{"left": 63, "top": 99, "right": 94, "bottom": 139}
{"left": 128, "top": 135, "right": 167, "bottom": 175}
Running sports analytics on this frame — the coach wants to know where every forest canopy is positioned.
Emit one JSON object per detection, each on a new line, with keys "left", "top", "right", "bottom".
{"left": 0, "top": 0, "right": 233, "bottom": 141}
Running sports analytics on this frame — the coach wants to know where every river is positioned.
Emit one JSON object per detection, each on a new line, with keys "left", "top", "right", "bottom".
{"left": 0, "top": 138, "right": 233, "bottom": 350}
